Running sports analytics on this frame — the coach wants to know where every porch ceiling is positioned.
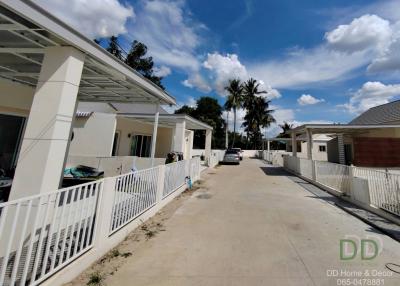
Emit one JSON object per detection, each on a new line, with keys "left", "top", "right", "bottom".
{"left": 0, "top": 1, "right": 176, "bottom": 105}
{"left": 118, "top": 113, "right": 213, "bottom": 130}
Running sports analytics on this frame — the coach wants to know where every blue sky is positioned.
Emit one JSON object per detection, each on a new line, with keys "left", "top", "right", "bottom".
{"left": 36, "top": 0, "right": 400, "bottom": 135}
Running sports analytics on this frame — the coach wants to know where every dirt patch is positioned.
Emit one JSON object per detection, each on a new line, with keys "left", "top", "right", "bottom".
{"left": 196, "top": 193, "right": 212, "bottom": 199}
{"left": 65, "top": 180, "right": 205, "bottom": 286}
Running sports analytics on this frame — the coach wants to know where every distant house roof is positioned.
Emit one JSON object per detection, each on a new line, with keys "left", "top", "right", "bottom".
{"left": 349, "top": 100, "right": 400, "bottom": 125}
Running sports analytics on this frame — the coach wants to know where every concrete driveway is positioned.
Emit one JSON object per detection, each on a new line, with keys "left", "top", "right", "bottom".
{"left": 105, "top": 158, "right": 400, "bottom": 286}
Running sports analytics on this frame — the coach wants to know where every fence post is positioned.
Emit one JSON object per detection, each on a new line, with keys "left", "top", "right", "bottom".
{"left": 156, "top": 165, "right": 166, "bottom": 202}
{"left": 348, "top": 165, "right": 354, "bottom": 197}
{"left": 93, "top": 177, "right": 116, "bottom": 247}
{"left": 312, "top": 160, "right": 317, "bottom": 181}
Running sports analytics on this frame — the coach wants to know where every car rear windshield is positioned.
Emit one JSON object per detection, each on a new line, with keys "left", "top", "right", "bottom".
{"left": 226, "top": 150, "right": 238, "bottom": 154}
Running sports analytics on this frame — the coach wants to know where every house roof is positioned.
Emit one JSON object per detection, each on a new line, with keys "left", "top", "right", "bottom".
{"left": 349, "top": 100, "right": 400, "bottom": 125}
{"left": 0, "top": 0, "right": 176, "bottom": 105}
{"left": 291, "top": 124, "right": 400, "bottom": 135}
{"left": 118, "top": 113, "right": 213, "bottom": 130}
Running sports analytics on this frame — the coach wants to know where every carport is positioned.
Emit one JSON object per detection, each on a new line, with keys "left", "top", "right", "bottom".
{"left": 0, "top": 0, "right": 176, "bottom": 199}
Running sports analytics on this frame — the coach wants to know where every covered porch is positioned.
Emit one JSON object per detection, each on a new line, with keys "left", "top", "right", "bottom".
{"left": 290, "top": 124, "right": 400, "bottom": 167}
{"left": 0, "top": 0, "right": 176, "bottom": 201}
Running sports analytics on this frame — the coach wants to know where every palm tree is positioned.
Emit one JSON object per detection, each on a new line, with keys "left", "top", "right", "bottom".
{"left": 243, "top": 78, "right": 267, "bottom": 147}
{"left": 224, "top": 79, "right": 244, "bottom": 148}
{"left": 243, "top": 97, "right": 275, "bottom": 149}
{"left": 277, "top": 121, "right": 294, "bottom": 138}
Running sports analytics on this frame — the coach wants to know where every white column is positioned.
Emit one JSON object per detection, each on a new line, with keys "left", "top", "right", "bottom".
{"left": 150, "top": 104, "right": 160, "bottom": 167}
{"left": 172, "top": 120, "right": 186, "bottom": 153}
{"left": 306, "top": 129, "right": 313, "bottom": 160}
{"left": 267, "top": 140, "right": 270, "bottom": 152}
{"left": 205, "top": 129, "right": 212, "bottom": 164}
{"left": 291, "top": 132, "right": 297, "bottom": 157}
{"left": 338, "top": 134, "right": 346, "bottom": 165}
{"left": 10, "top": 47, "right": 85, "bottom": 199}
{"left": 187, "top": 130, "right": 194, "bottom": 159}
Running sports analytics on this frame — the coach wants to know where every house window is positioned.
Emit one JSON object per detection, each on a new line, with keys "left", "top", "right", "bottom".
{"left": 130, "top": 134, "right": 152, "bottom": 157}
{"left": 319, "top": 145, "right": 326, "bottom": 152}
{"left": 0, "top": 114, "right": 25, "bottom": 175}
{"left": 111, "top": 131, "right": 120, "bottom": 156}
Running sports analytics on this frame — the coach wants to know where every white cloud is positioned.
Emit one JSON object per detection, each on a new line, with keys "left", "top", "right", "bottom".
{"left": 368, "top": 21, "right": 400, "bottom": 73}
{"left": 222, "top": 108, "right": 247, "bottom": 133}
{"left": 182, "top": 73, "right": 212, "bottom": 93}
{"left": 34, "top": 0, "right": 134, "bottom": 38}
{"left": 297, "top": 94, "right": 325, "bottom": 106}
{"left": 342, "top": 81, "right": 400, "bottom": 113}
{"left": 126, "top": 0, "right": 203, "bottom": 71}
{"left": 203, "top": 53, "right": 248, "bottom": 95}
{"left": 202, "top": 53, "right": 281, "bottom": 98}
{"left": 249, "top": 46, "right": 370, "bottom": 89}
{"left": 325, "top": 14, "right": 392, "bottom": 53}
{"left": 248, "top": 12, "right": 400, "bottom": 90}
{"left": 153, "top": 65, "right": 171, "bottom": 77}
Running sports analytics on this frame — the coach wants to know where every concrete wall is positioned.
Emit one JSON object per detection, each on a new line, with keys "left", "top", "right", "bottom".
{"left": 0, "top": 79, "right": 34, "bottom": 116}
{"left": 69, "top": 113, "right": 117, "bottom": 157}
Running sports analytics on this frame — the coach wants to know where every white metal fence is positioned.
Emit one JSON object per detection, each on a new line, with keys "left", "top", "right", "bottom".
{"left": 0, "top": 181, "right": 102, "bottom": 286}
{"left": 315, "top": 161, "right": 351, "bottom": 194}
{"left": 110, "top": 167, "right": 160, "bottom": 233}
{"left": 164, "top": 157, "right": 200, "bottom": 198}
{"left": 353, "top": 167, "right": 400, "bottom": 216}
{"left": 277, "top": 154, "right": 400, "bottom": 217}
{"left": 0, "top": 157, "right": 201, "bottom": 286}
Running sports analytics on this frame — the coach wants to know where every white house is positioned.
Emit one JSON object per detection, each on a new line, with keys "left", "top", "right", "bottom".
{"left": 0, "top": 0, "right": 176, "bottom": 200}
{"left": 66, "top": 102, "right": 213, "bottom": 175}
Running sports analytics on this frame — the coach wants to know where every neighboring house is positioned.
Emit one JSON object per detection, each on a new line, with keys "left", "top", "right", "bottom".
{"left": 0, "top": 1, "right": 176, "bottom": 200}
{"left": 67, "top": 102, "right": 213, "bottom": 173}
{"left": 266, "top": 135, "right": 331, "bottom": 161}
{"left": 296, "top": 134, "right": 331, "bottom": 161}
{"left": 290, "top": 101, "right": 400, "bottom": 167}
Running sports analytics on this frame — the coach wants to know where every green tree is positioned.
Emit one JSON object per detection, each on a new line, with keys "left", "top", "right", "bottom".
{"left": 224, "top": 79, "right": 244, "bottom": 148}
{"left": 242, "top": 78, "right": 267, "bottom": 147}
{"left": 243, "top": 96, "right": 275, "bottom": 149}
{"left": 106, "top": 36, "right": 123, "bottom": 60}
{"left": 125, "top": 40, "right": 164, "bottom": 90}
{"left": 277, "top": 121, "right": 293, "bottom": 138}
{"left": 175, "top": 97, "right": 226, "bottom": 149}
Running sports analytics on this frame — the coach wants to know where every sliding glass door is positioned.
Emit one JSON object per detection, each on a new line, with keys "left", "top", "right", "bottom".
{"left": 130, "top": 134, "right": 152, "bottom": 157}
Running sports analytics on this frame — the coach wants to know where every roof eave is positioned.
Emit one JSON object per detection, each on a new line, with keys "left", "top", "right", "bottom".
{"left": 1, "top": 0, "right": 176, "bottom": 105}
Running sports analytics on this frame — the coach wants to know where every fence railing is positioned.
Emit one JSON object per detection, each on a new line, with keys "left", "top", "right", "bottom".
{"left": 353, "top": 167, "right": 400, "bottom": 216}
{"left": 164, "top": 157, "right": 200, "bottom": 198}
{"left": 0, "top": 157, "right": 201, "bottom": 286}
{"left": 275, "top": 153, "right": 400, "bottom": 217}
{"left": 110, "top": 167, "right": 160, "bottom": 233}
{"left": 0, "top": 181, "right": 102, "bottom": 286}
{"left": 315, "top": 161, "right": 351, "bottom": 194}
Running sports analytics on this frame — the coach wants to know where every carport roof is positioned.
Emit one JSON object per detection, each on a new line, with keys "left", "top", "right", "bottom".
{"left": 0, "top": 0, "right": 176, "bottom": 105}
{"left": 118, "top": 113, "right": 213, "bottom": 130}
{"left": 291, "top": 124, "right": 400, "bottom": 135}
